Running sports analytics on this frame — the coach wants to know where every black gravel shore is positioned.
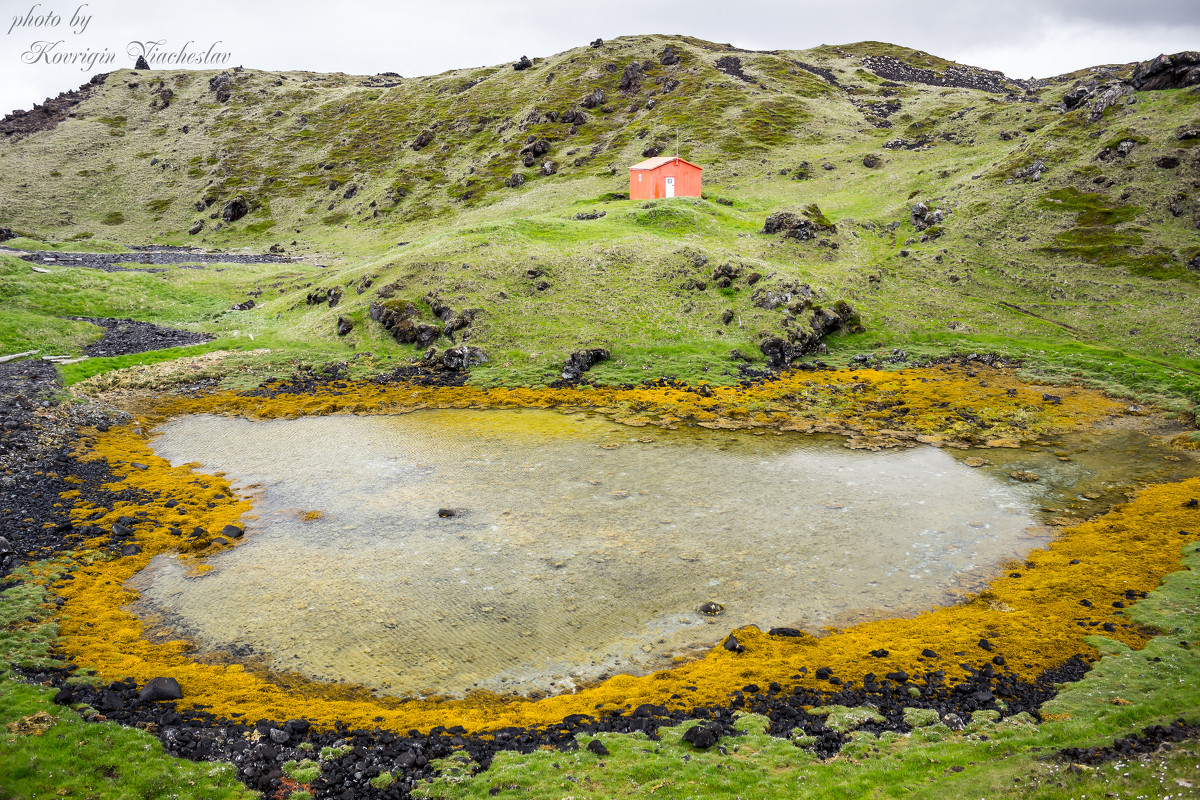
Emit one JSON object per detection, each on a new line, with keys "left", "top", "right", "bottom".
{"left": 5, "top": 245, "right": 294, "bottom": 273}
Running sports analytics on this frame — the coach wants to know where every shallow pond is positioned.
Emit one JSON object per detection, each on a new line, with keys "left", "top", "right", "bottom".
{"left": 129, "top": 409, "right": 1193, "bottom": 698}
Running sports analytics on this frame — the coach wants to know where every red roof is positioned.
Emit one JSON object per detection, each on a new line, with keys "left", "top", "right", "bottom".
{"left": 628, "top": 156, "right": 703, "bottom": 171}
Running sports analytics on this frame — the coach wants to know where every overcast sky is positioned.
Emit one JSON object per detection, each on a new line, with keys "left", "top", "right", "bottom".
{"left": 2, "top": 0, "right": 1198, "bottom": 114}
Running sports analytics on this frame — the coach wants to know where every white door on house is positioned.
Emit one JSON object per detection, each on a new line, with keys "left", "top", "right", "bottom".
{"left": 665, "top": 176, "right": 675, "bottom": 198}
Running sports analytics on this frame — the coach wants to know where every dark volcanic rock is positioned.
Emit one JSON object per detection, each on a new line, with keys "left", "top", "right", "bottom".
{"left": 1131, "top": 51, "right": 1200, "bottom": 91}
{"left": 336, "top": 316, "right": 353, "bottom": 337}
{"left": 442, "top": 345, "right": 487, "bottom": 371}
{"left": 580, "top": 89, "right": 605, "bottom": 109}
{"left": 561, "top": 348, "right": 609, "bottom": 381}
{"left": 221, "top": 196, "right": 250, "bottom": 223}
{"left": 862, "top": 54, "right": 1015, "bottom": 93}
{"left": 714, "top": 56, "right": 751, "bottom": 82}
{"left": 513, "top": 55, "right": 533, "bottom": 71}
{"left": 1062, "top": 85, "right": 1092, "bottom": 110}
{"left": 411, "top": 129, "right": 434, "bottom": 150}
{"left": 682, "top": 722, "right": 722, "bottom": 749}
{"left": 0, "top": 227, "right": 15, "bottom": 242}
{"left": 0, "top": 74, "right": 106, "bottom": 140}
{"left": 68, "top": 317, "right": 213, "bottom": 357}
{"left": 619, "top": 61, "right": 643, "bottom": 92}
{"left": 139, "top": 677, "right": 183, "bottom": 702}
{"left": 759, "top": 300, "right": 860, "bottom": 369}
{"left": 762, "top": 212, "right": 817, "bottom": 240}
{"left": 134, "top": 55, "right": 150, "bottom": 70}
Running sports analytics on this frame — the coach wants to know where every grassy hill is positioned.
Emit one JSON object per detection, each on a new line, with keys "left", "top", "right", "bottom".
{"left": 1, "top": 35, "right": 1198, "bottom": 403}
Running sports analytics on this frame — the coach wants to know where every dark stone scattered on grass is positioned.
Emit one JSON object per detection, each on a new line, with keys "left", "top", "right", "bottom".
{"left": 586, "top": 739, "right": 610, "bottom": 756}
{"left": 682, "top": 722, "right": 722, "bottom": 749}
{"left": 1059, "top": 719, "right": 1200, "bottom": 764}
{"left": 220, "top": 525, "right": 244, "bottom": 539}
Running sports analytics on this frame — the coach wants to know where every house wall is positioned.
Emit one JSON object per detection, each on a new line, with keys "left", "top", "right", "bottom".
{"left": 629, "top": 160, "right": 702, "bottom": 199}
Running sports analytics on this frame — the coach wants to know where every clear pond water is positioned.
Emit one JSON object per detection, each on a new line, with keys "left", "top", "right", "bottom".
{"left": 130, "top": 409, "right": 1191, "bottom": 699}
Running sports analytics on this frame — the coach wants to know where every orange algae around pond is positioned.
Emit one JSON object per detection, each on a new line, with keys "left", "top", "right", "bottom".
{"left": 47, "top": 365, "right": 1200, "bottom": 734}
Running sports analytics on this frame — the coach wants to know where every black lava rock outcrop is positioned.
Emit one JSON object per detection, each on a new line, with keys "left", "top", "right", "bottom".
{"left": 411, "top": 129, "right": 434, "bottom": 151}
{"left": 370, "top": 300, "right": 442, "bottom": 348}
{"left": 862, "top": 55, "right": 1015, "bottom": 93}
{"left": 221, "top": 196, "right": 250, "bottom": 223}
{"left": 561, "top": 348, "right": 609, "bottom": 381}
{"left": 0, "top": 74, "right": 106, "bottom": 140}
{"left": 1131, "top": 51, "right": 1200, "bottom": 90}
{"left": 759, "top": 300, "right": 860, "bottom": 368}
{"left": 442, "top": 345, "right": 488, "bottom": 371}
{"left": 763, "top": 212, "right": 819, "bottom": 240}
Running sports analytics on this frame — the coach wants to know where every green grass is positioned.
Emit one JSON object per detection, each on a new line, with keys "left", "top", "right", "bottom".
{"left": 0, "top": 559, "right": 256, "bottom": 800}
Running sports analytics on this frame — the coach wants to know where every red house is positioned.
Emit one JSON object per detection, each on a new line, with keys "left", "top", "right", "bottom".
{"left": 628, "top": 156, "right": 703, "bottom": 200}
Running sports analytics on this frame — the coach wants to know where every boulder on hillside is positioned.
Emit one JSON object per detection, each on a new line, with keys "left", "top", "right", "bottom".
{"left": 660, "top": 46, "right": 681, "bottom": 66}
{"left": 411, "top": 129, "right": 434, "bottom": 150}
{"left": 759, "top": 300, "right": 861, "bottom": 369}
{"left": 580, "top": 89, "right": 605, "bottom": 109}
{"left": 0, "top": 227, "right": 17, "bottom": 241}
{"left": 208, "top": 71, "right": 233, "bottom": 102}
{"left": 1012, "top": 159, "right": 1047, "bottom": 182}
{"left": 763, "top": 205, "right": 836, "bottom": 241}
{"left": 1087, "top": 83, "right": 1134, "bottom": 121}
{"left": 443, "top": 345, "right": 488, "bottom": 370}
{"left": 562, "top": 348, "right": 610, "bottom": 381}
{"left": 336, "top": 316, "right": 353, "bottom": 336}
{"left": 862, "top": 153, "right": 883, "bottom": 168}
{"left": 910, "top": 201, "right": 946, "bottom": 232}
{"left": 221, "top": 196, "right": 250, "bottom": 223}
{"left": 513, "top": 55, "right": 533, "bottom": 71}
{"left": 1062, "top": 85, "right": 1092, "bottom": 109}
{"left": 619, "top": 61, "right": 643, "bottom": 92}
{"left": 134, "top": 55, "right": 150, "bottom": 71}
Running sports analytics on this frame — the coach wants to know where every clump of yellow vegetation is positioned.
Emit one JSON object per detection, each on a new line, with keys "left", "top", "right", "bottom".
{"left": 43, "top": 364, "right": 1195, "bottom": 735}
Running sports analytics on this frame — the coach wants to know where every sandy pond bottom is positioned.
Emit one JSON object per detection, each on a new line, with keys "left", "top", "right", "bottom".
{"left": 128, "top": 408, "right": 1181, "bottom": 700}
